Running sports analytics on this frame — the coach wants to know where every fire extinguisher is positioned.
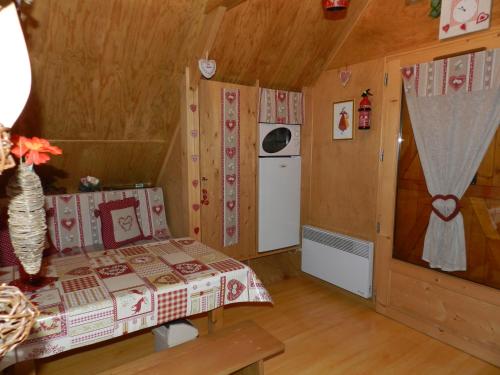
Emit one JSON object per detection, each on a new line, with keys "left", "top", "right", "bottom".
{"left": 358, "top": 89, "right": 373, "bottom": 130}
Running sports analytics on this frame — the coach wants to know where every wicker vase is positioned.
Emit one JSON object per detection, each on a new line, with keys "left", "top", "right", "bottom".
{"left": 7, "top": 164, "right": 47, "bottom": 275}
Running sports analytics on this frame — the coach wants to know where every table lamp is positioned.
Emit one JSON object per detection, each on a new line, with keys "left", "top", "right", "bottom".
{"left": 0, "top": 0, "right": 32, "bottom": 174}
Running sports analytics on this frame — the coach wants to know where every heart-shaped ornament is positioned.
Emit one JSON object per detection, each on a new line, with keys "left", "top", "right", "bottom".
{"left": 189, "top": 104, "right": 197, "bottom": 112}
{"left": 431, "top": 194, "right": 460, "bottom": 222}
{"left": 460, "top": 23, "right": 466, "bottom": 31}
{"left": 192, "top": 179, "right": 199, "bottom": 188}
{"left": 442, "top": 24, "right": 450, "bottom": 33}
{"left": 194, "top": 227, "right": 200, "bottom": 235}
{"left": 198, "top": 59, "right": 216, "bottom": 79}
{"left": 338, "top": 70, "right": 351, "bottom": 87}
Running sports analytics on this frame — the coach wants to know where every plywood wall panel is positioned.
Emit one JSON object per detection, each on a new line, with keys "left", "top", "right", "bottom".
{"left": 329, "top": 0, "right": 500, "bottom": 69}
{"left": 210, "top": 0, "right": 369, "bottom": 90}
{"left": 199, "top": 80, "right": 258, "bottom": 260}
{"left": 306, "top": 58, "right": 384, "bottom": 242}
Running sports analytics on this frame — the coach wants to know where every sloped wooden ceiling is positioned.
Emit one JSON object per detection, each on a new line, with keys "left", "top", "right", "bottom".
{"left": 3, "top": 0, "right": 207, "bottom": 191}
{"left": 210, "top": 0, "right": 369, "bottom": 90}
{"left": 328, "top": 0, "right": 500, "bottom": 69}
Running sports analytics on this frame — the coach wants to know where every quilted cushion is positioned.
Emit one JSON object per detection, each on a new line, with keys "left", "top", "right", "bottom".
{"left": 95, "top": 197, "right": 151, "bottom": 249}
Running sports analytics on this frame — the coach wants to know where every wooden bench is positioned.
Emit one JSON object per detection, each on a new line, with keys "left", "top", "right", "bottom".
{"left": 99, "top": 320, "right": 284, "bottom": 375}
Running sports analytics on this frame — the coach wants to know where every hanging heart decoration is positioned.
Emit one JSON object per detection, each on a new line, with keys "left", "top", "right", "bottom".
{"left": 338, "top": 69, "right": 352, "bottom": 87}
{"left": 198, "top": 59, "right": 217, "bottom": 79}
{"left": 431, "top": 195, "right": 460, "bottom": 222}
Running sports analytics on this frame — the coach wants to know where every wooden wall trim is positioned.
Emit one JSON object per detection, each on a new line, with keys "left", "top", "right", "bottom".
{"left": 375, "top": 32, "right": 500, "bottom": 366}
{"left": 204, "top": 0, "right": 247, "bottom": 14}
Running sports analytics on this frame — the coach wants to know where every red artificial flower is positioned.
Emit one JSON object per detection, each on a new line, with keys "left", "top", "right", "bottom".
{"left": 11, "top": 136, "right": 62, "bottom": 165}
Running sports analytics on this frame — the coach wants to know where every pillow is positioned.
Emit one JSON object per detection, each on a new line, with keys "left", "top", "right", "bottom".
{"left": 95, "top": 197, "right": 150, "bottom": 249}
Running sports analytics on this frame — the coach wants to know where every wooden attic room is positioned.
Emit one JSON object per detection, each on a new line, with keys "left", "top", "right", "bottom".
{"left": 0, "top": 0, "right": 499, "bottom": 373}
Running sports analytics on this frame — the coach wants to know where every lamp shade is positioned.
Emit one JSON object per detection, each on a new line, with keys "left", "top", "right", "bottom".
{"left": 0, "top": 2, "right": 31, "bottom": 129}
{"left": 323, "top": 0, "right": 350, "bottom": 11}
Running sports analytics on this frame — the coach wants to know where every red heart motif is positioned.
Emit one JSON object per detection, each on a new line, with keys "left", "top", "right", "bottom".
{"left": 226, "top": 120, "right": 236, "bottom": 130}
{"left": 60, "top": 195, "right": 73, "bottom": 203}
{"left": 118, "top": 216, "right": 133, "bottom": 232}
{"left": 225, "top": 147, "right": 236, "bottom": 158}
{"left": 449, "top": 75, "right": 466, "bottom": 91}
{"left": 226, "top": 174, "right": 236, "bottom": 185}
{"left": 192, "top": 180, "right": 199, "bottom": 188}
{"left": 190, "top": 130, "right": 198, "bottom": 138}
{"left": 194, "top": 227, "right": 200, "bottom": 235}
{"left": 226, "top": 226, "right": 236, "bottom": 237}
{"left": 431, "top": 195, "right": 461, "bottom": 222}
{"left": 225, "top": 92, "right": 236, "bottom": 103}
{"left": 227, "top": 279, "right": 245, "bottom": 301}
{"left": 190, "top": 104, "right": 197, "bottom": 112}
{"left": 476, "top": 12, "right": 489, "bottom": 23}
{"left": 402, "top": 67, "right": 414, "bottom": 80}
{"left": 338, "top": 70, "right": 351, "bottom": 87}
{"left": 61, "top": 218, "right": 76, "bottom": 231}
{"left": 191, "top": 155, "right": 199, "bottom": 162}
{"left": 460, "top": 23, "right": 466, "bottom": 31}
{"left": 226, "top": 200, "right": 236, "bottom": 210}
{"left": 153, "top": 205, "right": 163, "bottom": 215}
{"left": 442, "top": 24, "right": 450, "bottom": 32}
{"left": 277, "top": 91, "right": 287, "bottom": 102}
{"left": 192, "top": 204, "right": 200, "bottom": 211}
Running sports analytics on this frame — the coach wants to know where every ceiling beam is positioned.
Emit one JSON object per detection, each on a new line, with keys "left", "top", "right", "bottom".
{"left": 204, "top": 0, "right": 247, "bottom": 14}
{"left": 189, "top": 5, "right": 227, "bottom": 89}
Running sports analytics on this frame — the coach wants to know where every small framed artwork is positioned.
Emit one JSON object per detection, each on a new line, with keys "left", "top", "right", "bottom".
{"left": 439, "top": 0, "right": 491, "bottom": 40}
{"left": 333, "top": 100, "right": 354, "bottom": 140}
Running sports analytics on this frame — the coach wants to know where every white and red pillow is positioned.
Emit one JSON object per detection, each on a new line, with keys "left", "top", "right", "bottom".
{"left": 95, "top": 197, "right": 151, "bottom": 249}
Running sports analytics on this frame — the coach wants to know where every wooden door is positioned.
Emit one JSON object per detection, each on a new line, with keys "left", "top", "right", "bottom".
{"left": 199, "top": 80, "right": 258, "bottom": 260}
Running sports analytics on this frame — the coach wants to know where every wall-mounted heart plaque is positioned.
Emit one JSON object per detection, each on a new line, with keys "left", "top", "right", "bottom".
{"left": 198, "top": 59, "right": 217, "bottom": 79}
{"left": 338, "top": 69, "right": 351, "bottom": 88}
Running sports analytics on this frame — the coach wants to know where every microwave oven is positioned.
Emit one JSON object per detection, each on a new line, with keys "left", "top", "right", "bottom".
{"left": 259, "top": 123, "right": 300, "bottom": 157}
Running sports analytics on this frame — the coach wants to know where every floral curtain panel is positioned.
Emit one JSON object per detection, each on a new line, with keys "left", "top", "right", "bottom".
{"left": 402, "top": 48, "right": 500, "bottom": 271}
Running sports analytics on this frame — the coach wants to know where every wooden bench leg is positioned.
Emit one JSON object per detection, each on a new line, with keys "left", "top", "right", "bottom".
{"left": 235, "top": 360, "right": 264, "bottom": 375}
{"left": 208, "top": 306, "right": 224, "bottom": 333}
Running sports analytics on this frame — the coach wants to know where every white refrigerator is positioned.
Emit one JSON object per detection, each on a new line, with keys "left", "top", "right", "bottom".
{"left": 258, "top": 156, "right": 301, "bottom": 252}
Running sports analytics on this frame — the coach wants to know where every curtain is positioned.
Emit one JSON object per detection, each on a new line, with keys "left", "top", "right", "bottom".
{"left": 402, "top": 49, "right": 500, "bottom": 271}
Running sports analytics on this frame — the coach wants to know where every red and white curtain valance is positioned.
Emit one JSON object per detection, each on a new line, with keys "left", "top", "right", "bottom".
{"left": 258, "top": 88, "right": 303, "bottom": 124}
{"left": 402, "top": 48, "right": 500, "bottom": 271}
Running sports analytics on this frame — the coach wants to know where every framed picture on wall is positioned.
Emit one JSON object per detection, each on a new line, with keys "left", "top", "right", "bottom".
{"left": 333, "top": 100, "right": 354, "bottom": 140}
{"left": 439, "top": 0, "right": 492, "bottom": 40}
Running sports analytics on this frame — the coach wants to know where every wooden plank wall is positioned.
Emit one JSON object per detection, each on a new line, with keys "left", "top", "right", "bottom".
{"left": 329, "top": 0, "right": 500, "bottom": 68}
{"left": 198, "top": 80, "right": 258, "bottom": 260}
{"left": 1, "top": 0, "right": 207, "bottom": 192}
{"left": 303, "top": 59, "right": 385, "bottom": 243}
{"left": 375, "top": 31, "right": 500, "bottom": 366}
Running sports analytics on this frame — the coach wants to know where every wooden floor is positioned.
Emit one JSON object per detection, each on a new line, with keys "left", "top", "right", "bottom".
{"left": 37, "top": 275, "right": 500, "bottom": 375}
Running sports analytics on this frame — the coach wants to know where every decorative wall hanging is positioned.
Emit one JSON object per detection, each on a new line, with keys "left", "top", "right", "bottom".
{"left": 258, "top": 88, "right": 303, "bottom": 124}
{"left": 333, "top": 100, "right": 354, "bottom": 140}
{"left": 439, "top": 0, "right": 491, "bottom": 40}
{"left": 198, "top": 58, "right": 216, "bottom": 79}
{"left": 338, "top": 69, "right": 352, "bottom": 87}
{"left": 402, "top": 48, "right": 500, "bottom": 271}
{"left": 221, "top": 88, "right": 240, "bottom": 247}
{"left": 8, "top": 137, "right": 62, "bottom": 291}
{"left": 323, "top": 0, "right": 350, "bottom": 11}
{"left": 358, "top": 89, "right": 373, "bottom": 130}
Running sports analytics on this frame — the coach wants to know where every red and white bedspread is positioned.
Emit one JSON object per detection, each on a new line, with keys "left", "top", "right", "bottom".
{"left": 0, "top": 239, "right": 271, "bottom": 369}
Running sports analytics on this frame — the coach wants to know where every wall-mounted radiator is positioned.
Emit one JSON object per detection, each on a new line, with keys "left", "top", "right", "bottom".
{"left": 301, "top": 226, "right": 374, "bottom": 298}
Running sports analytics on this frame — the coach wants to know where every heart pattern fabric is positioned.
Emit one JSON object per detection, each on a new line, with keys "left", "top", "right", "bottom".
{"left": 222, "top": 88, "right": 240, "bottom": 247}
{"left": 61, "top": 218, "right": 76, "bottom": 231}
{"left": 449, "top": 75, "right": 466, "bottom": 91}
{"left": 227, "top": 279, "right": 246, "bottom": 301}
{"left": 118, "top": 216, "right": 133, "bottom": 232}
{"left": 338, "top": 70, "right": 351, "bottom": 87}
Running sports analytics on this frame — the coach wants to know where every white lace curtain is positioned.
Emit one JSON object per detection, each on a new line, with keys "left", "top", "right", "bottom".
{"left": 402, "top": 49, "right": 500, "bottom": 271}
